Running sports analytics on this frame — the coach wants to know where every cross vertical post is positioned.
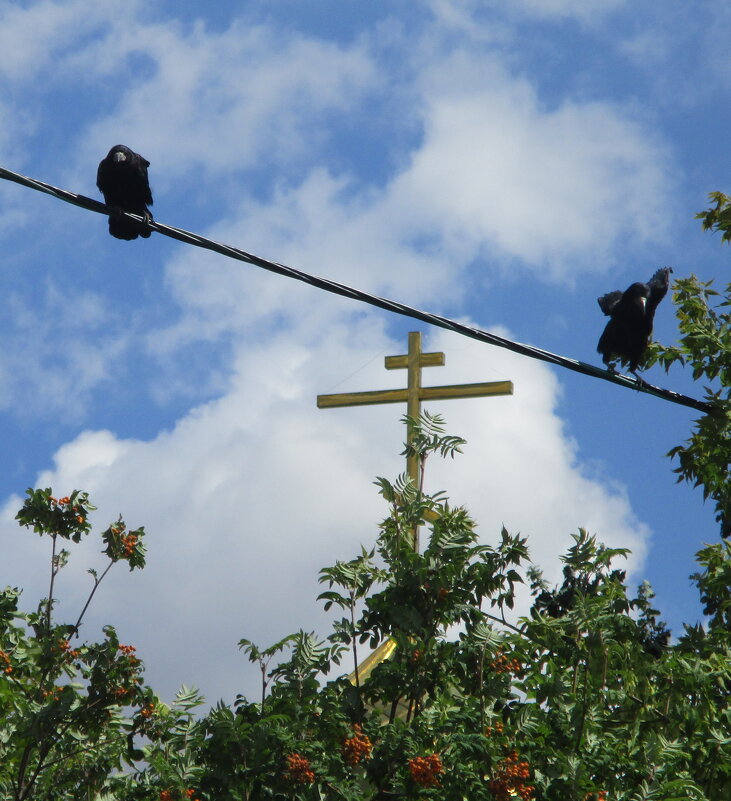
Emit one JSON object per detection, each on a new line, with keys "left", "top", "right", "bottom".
{"left": 385, "top": 331, "right": 445, "bottom": 486}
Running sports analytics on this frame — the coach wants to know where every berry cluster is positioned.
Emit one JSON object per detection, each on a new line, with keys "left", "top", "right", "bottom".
{"left": 140, "top": 702, "right": 156, "bottom": 719}
{"left": 284, "top": 752, "right": 315, "bottom": 784}
{"left": 342, "top": 723, "right": 372, "bottom": 765}
{"left": 408, "top": 753, "right": 443, "bottom": 788}
{"left": 58, "top": 638, "right": 81, "bottom": 659}
{"left": 51, "top": 495, "right": 85, "bottom": 524}
{"left": 584, "top": 793, "right": 608, "bottom": 800}
{"left": 118, "top": 643, "right": 141, "bottom": 666}
{"left": 122, "top": 532, "right": 138, "bottom": 557}
{"left": 0, "top": 649, "right": 12, "bottom": 674}
{"left": 490, "top": 649, "right": 523, "bottom": 676}
{"left": 488, "top": 750, "right": 533, "bottom": 800}
{"left": 485, "top": 720, "right": 504, "bottom": 737}
{"left": 159, "top": 790, "right": 200, "bottom": 801}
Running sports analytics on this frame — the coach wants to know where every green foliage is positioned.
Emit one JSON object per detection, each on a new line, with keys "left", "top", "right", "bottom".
{"left": 0, "top": 489, "right": 157, "bottom": 801}
{"left": 99, "top": 414, "right": 731, "bottom": 800}
{"left": 647, "top": 270, "right": 731, "bottom": 536}
{"left": 402, "top": 409, "right": 467, "bottom": 463}
{"left": 696, "top": 190, "right": 731, "bottom": 243}
{"left": 643, "top": 194, "right": 731, "bottom": 537}
{"left": 16, "top": 488, "right": 96, "bottom": 543}
{"left": 3, "top": 369, "right": 731, "bottom": 799}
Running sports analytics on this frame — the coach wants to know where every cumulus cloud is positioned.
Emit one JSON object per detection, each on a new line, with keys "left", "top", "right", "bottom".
{"left": 2, "top": 322, "right": 649, "bottom": 705}
{"left": 0, "top": 282, "right": 130, "bottom": 419}
{"left": 389, "top": 55, "right": 672, "bottom": 276}
{"left": 151, "top": 58, "right": 673, "bottom": 359}
{"left": 507, "top": 0, "right": 625, "bottom": 19}
{"left": 0, "top": 0, "right": 138, "bottom": 82}
{"left": 427, "top": 0, "right": 626, "bottom": 26}
{"left": 0, "top": 0, "right": 667, "bottom": 709}
{"left": 72, "top": 19, "right": 376, "bottom": 187}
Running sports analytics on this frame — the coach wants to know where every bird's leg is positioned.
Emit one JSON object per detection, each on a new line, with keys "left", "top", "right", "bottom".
{"left": 138, "top": 210, "right": 153, "bottom": 238}
{"left": 630, "top": 370, "right": 646, "bottom": 388}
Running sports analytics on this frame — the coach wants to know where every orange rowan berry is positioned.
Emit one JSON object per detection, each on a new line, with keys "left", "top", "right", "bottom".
{"left": 489, "top": 750, "right": 533, "bottom": 801}
{"left": 118, "top": 643, "right": 140, "bottom": 665}
{"left": 284, "top": 752, "right": 315, "bottom": 784}
{"left": 140, "top": 703, "right": 156, "bottom": 718}
{"left": 342, "top": 723, "right": 373, "bottom": 765}
{"left": 408, "top": 753, "right": 443, "bottom": 788}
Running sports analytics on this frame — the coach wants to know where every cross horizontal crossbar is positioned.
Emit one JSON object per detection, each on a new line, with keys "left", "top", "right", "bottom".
{"left": 0, "top": 164, "right": 713, "bottom": 415}
{"left": 317, "top": 380, "right": 513, "bottom": 408}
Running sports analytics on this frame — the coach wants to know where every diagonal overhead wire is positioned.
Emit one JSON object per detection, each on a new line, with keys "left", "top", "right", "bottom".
{"left": 0, "top": 164, "right": 713, "bottom": 414}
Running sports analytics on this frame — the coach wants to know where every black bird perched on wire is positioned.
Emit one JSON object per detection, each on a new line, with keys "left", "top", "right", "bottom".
{"left": 96, "top": 145, "right": 153, "bottom": 240}
{"left": 597, "top": 266, "right": 673, "bottom": 382}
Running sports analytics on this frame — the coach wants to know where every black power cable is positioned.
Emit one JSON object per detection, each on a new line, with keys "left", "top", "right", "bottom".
{"left": 0, "top": 164, "right": 712, "bottom": 414}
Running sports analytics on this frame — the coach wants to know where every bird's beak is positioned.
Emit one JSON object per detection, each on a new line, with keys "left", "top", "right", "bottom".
{"left": 113, "top": 152, "right": 127, "bottom": 163}
{"left": 639, "top": 296, "right": 647, "bottom": 310}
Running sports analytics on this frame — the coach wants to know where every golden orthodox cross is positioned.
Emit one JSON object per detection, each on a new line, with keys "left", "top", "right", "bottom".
{"left": 317, "top": 331, "right": 513, "bottom": 488}
{"left": 318, "top": 330, "right": 513, "bottom": 686}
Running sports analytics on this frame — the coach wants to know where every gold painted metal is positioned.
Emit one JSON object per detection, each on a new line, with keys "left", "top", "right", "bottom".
{"left": 317, "top": 331, "right": 513, "bottom": 486}
{"left": 348, "top": 638, "right": 398, "bottom": 684}
{"left": 319, "top": 331, "right": 514, "bottom": 689}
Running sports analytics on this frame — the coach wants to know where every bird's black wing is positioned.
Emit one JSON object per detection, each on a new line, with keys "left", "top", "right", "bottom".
{"left": 131, "top": 153, "right": 153, "bottom": 207}
{"left": 597, "top": 290, "right": 624, "bottom": 316}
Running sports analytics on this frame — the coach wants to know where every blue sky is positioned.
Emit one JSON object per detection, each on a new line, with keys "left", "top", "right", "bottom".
{"left": 1, "top": 0, "right": 729, "bottom": 705}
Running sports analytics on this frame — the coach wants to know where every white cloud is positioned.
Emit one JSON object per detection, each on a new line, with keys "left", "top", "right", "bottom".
{"left": 1, "top": 321, "right": 649, "bottom": 705}
{"left": 72, "top": 19, "right": 376, "bottom": 186}
{"left": 0, "top": 0, "right": 667, "bottom": 709}
{"left": 0, "top": 282, "right": 130, "bottom": 419}
{"left": 2, "top": 2, "right": 670, "bottom": 289}
{"left": 387, "top": 55, "right": 672, "bottom": 277}
{"left": 508, "top": 0, "right": 625, "bottom": 19}
{"left": 427, "top": 0, "right": 625, "bottom": 26}
{"left": 0, "top": 0, "right": 136, "bottom": 82}
{"left": 151, "top": 60, "right": 673, "bottom": 358}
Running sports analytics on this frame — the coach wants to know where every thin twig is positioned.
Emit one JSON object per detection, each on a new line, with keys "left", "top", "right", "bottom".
{"left": 71, "top": 559, "right": 115, "bottom": 638}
